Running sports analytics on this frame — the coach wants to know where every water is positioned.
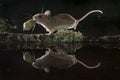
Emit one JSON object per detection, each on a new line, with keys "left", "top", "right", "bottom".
{"left": 0, "top": 42, "right": 120, "bottom": 80}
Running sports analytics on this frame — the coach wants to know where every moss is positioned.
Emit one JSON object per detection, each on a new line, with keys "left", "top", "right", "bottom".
{"left": 23, "top": 19, "right": 36, "bottom": 31}
{"left": 43, "top": 29, "right": 84, "bottom": 43}
{"left": 40, "top": 29, "right": 84, "bottom": 43}
{"left": 0, "top": 18, "right": 16, "bottom": 32}
{"left": 23, "top": 52, "right": 36, "bottom": 63}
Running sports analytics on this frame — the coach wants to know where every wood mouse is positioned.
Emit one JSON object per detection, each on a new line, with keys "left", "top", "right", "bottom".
{"left": 32, "top": 10, "right": 103, "bottom": 35}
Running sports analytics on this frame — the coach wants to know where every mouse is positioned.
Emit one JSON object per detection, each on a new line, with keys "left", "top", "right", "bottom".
{"left": 32, "top": 48, "right": 101, "bottom": 72}
{"left": 32, "top": 10, "right": 103, "bottom": 35}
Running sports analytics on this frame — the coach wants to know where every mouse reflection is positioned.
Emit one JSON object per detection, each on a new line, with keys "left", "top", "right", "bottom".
{"left": 23, "top": 48, "right": 101, "bottom": 72}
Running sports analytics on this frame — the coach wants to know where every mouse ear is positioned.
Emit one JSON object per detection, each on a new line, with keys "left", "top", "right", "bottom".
{"left": 44, "top": 10, "right": 51, "bottom": 16}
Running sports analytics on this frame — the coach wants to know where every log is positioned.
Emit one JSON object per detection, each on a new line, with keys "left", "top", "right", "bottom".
{"left": 0, "top": 29, "right": 84, "bottom": 42}
{"left": 0, "top": 29, "right": 120, "bottom": 50}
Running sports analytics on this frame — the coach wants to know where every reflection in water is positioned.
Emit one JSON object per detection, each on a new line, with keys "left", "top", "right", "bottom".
{"left": 0, "top": 41, "right": 120, "bottom": 50}
{"left": 32, "top": 48, "right": 100, "bottom": 72}
{"left": 0, "top": 42, "right": 120, "bottom": 80}
{"left": 23, "top": 43, "right": 101, "bottom": 72}
{"left": 23, "top": 51, "right": 36, "bottom": 63}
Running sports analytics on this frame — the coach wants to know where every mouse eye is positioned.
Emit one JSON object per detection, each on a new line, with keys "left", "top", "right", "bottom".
{"left": 39, "top": 15, "right": 42, "bottom": 18}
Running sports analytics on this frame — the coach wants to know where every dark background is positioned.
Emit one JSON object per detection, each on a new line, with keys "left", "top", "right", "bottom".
{"left": 0, "top": 1, "right": 120, "bottom": 80}
{"left": 0, "top": 0, "right": 120, "bottom": 36}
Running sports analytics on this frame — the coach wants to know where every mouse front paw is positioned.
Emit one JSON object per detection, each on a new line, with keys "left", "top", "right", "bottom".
{"left": 73, "top": 26, "right": 77, "bottom": 30}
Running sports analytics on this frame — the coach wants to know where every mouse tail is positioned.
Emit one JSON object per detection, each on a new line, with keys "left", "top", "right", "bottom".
{"left": 78, "top": 10, "right": 103, "bottom": 23}
{"left": 77, "top": 59, "right": 101, "bottom": 69}
{"left": 74, "top": 10, "right": 103, "bottom": 30}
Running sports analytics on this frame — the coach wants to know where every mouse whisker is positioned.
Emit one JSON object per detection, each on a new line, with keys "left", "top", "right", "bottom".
{"left": 41, "top": 7, "right": 44, "bottom": 13}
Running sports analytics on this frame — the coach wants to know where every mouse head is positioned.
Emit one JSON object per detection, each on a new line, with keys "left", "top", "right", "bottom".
{"left": 32, "top": 10, "right": 51, "bottom": 24}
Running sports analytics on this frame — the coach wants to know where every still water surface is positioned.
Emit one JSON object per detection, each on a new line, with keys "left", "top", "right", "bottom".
{"left": 0, "top": 42, "right": 120, "bottom": 80}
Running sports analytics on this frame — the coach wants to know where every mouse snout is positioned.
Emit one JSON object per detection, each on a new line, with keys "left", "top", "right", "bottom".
{"left": 32, "top": 15, "right": 37, "bottom": 21}
{"left": 32, "top": 62, "right": 39, "bottom": 69}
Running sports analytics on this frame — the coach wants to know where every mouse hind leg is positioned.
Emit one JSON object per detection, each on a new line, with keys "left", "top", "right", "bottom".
{"left": 73, "top": 20, "right": 79, "bottom": 30}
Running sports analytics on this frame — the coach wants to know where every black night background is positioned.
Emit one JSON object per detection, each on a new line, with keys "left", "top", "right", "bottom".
{"left": 0, "top": 0, "right": 120, "bottom": 36}
{"left": 0, "top": 0, "right": 120, "bottom": 80}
